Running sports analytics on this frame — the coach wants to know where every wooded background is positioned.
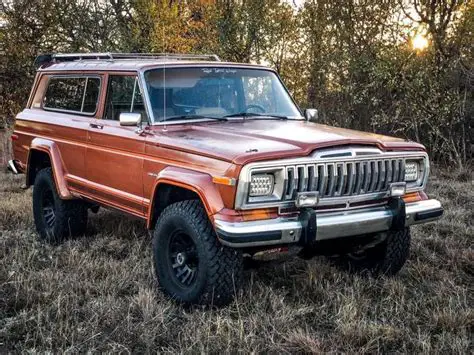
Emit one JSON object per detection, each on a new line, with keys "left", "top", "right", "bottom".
{"left": 0, "top": 0, "right": 472, "bottom": 167}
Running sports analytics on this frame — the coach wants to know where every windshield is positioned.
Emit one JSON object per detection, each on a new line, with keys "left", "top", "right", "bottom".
{"left": 143, "top": 67, "right": 302, "bottom": 123}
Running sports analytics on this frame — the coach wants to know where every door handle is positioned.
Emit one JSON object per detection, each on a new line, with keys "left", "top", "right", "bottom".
{"left": 90, "top": 123, "right": 104, "bottom": 129}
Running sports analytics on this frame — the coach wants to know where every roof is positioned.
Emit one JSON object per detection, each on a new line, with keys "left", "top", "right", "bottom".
{"left": 35, "top": 53, "right": 270, "bottom": 72}
{"left": 38, "top": 59, "right": 269, "bottom": 72}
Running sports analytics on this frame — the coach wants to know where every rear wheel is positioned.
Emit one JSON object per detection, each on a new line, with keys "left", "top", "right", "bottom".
{"left": 33, "top": 168, "right": 88, "bottom": 243}
{"left": 332, "top": 228, "right": 411, "bottom": 276}
{"left": 153, "top": 200, "right": 243, "bottom": 306}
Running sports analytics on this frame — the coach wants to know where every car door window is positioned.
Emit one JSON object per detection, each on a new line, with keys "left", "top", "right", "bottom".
{"left": 44, "top": 76, "right": 100, "bottom": 114}
{"left": 104, "top": 75, "right": 147, "bottom": 121}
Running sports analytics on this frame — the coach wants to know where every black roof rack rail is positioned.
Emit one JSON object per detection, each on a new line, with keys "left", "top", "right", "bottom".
{"left": 34, "top": 52, "right": 220, "bottom": 68}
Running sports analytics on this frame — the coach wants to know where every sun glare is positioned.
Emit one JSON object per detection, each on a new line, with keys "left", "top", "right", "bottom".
{"left": 412, "top": 33, "right": 429, "bottom": 51}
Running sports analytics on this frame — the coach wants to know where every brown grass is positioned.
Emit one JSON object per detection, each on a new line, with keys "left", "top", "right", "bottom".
{"left": 0, "top": 167, "right": 473, "bottom": 352}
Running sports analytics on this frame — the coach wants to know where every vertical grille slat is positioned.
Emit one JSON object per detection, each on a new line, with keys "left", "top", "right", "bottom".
{"left": 397, "top": 159, "right": 403, "bottom": 181}
{"left": 281, "top": 155, "right": 413, "bottom": 202}
{"left": 327, "top": 163, "right": 337, "bottom": 196}
{"left": 285, "top": 166, "right": 296, "bottom": 200}
{"left": 335, "top": 163, "right": 345, "bottom": 196}
{"left": 386, "top": 160, "right": 393, "bottom": 187}
{"left": 400, "top": 159, "right": 406, "bottom": 182}
{"left": 307, "top": 164, "right": 316, "bottom": 191}
{"left": 340, "top": 163, "right": 349, "bottom": 195}
{"left": 370, "top": 161, "right": 378, "bottom": 192}
{"left": 363, "top": 161, "right": 371, "bottom": 193}
{"left": 319, "top": 164, "right": 328, "bottom": 197}
{"left": 294, "top": 166, "right": 300, "bottom": 195}
{"left": 393, "top": 159, "right": 399, "bottom": 182}
{"left": 297, "top": 165, "right": 307, "bottom": 192}
{"left": 346, "top": 162, "right": 356, "bottom": 195}
{"left": 314, "top": 164, "right": 320, "bottom": 192}
{"left": 353, "top": 162, "right": 363, "bottom": 194}
{"left": 376, "top": 160, "right": 385, "bottom": 191}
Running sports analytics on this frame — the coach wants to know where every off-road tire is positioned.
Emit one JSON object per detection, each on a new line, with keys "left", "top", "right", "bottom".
{"left": 333, "top": 228, "right": 411, "bottom": 276}
{"left": 33, "top": 167, "right": 88, "bottom": 243}
{"left": 152, "top": 200, "right": 243, "bottom": 306}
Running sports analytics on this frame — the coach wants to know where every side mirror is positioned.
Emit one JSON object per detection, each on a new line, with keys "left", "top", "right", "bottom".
{"left": 119, "top": 112, "right": 141, "bottom": 126}
{"left": 304, "top": 108, "right": 318, "bottom": 122}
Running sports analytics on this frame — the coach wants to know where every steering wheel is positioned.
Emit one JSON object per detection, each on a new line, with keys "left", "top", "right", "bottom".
{"left": 245, "top": 104, "right": 266, "bottom": 114}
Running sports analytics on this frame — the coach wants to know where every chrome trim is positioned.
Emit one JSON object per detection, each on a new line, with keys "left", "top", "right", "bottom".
{"left": 315, "top": 206, "right": 393, "bottom": 240}
{"left": 130, "top": 77, "right": 137, "bottom": 112}
{"left": 7, "top": 160, "right": 18, "bottom": 174}
{"left": 405, "top": 199, "right": 443, "bottom": 225}
{"left": 215, "top": 218, "right": 302, "bottom": 248}
{"left": 235, "top": 149, "right": 429, "bottom": 210}
{"left": 216, "top": 199, "right": 442, "bottom": 248}
{"left": 138, "top": 69, "right": 155, "bottom": 124}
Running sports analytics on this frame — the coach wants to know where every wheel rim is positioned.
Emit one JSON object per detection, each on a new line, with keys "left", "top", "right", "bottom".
{"left": 167, "top": 230, "right": 199, "bottom": 288}
{"left": 42, "top": 189, "right": 56, "bottom": 228}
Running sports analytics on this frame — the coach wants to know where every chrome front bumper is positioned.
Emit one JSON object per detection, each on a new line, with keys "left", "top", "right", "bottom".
{"left": 215, "top": 199, "right": 443, "bottom": 248}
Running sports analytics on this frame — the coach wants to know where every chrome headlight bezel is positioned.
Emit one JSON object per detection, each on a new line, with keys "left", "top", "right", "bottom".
{"left": 235, "top": 151, "right": 430, "bottom": 210}
{"left": 404, "top": 159, "right": 426, "bottom": 189}
{"left": 239, "top": 166, "right": 286, "bottom": 205}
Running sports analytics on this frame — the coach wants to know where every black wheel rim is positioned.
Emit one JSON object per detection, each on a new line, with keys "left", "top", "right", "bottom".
{"left": 42, "top": 189, "right": 56, "bottom": 228}
{"left": 167, "top": 230, "right": 199, "bottom": 288}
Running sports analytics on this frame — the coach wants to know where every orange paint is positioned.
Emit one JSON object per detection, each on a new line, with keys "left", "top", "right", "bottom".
{"left": 10, "top": 59, "right": 430, "bottom": 232}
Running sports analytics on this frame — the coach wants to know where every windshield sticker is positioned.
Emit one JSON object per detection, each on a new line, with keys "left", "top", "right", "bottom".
{"left": 202, "top": 68, "right": 237, "bottom": 74}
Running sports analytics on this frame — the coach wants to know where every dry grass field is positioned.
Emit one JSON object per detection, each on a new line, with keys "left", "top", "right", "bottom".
{"left": 0, "top": 167, "right": 472, "bottom": 353}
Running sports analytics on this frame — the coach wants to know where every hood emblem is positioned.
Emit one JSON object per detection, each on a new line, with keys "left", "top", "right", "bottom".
{"left": 246, "top": 148, "right": 258, "bottom": 153}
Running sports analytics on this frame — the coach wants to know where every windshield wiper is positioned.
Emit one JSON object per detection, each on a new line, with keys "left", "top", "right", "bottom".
{"left": 162, "top": 114, "right": 227, "bottom": 122}
{"left": 223, "top": 112, "right": 290, "bottom": 120}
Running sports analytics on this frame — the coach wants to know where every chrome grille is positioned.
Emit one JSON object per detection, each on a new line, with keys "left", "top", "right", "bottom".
{"left": 283, "top": 158, "right": 406, "bottom": 200}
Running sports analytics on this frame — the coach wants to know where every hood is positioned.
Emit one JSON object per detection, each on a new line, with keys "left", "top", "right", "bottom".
{"left": 148, "top": 119, "right": 425, "bottom": 165}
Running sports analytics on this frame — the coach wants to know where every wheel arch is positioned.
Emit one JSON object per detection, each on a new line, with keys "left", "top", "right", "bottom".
{"left": 147, "top": 167, "right": 225, "bottom": 229}
{"left": 27, "top": 138, "right": 73, "bottom": 199}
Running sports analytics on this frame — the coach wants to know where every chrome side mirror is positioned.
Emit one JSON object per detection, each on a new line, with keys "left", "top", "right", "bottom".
{"left": 304, "top": 108, "right": 318, "bottom": 122}
{"left": 119, "top": 112, "right": 141, "bottom": 126}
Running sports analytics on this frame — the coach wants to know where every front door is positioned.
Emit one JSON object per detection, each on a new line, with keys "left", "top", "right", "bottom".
{"left": 85, "top": 74, "right": 148, "bottom": 218}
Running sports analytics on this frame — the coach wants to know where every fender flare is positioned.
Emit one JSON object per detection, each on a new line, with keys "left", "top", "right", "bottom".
{"left": 27, "top": 138, "right": 73, "bottom": 199}
{"left": 146, "top": 166, "right": 225, "bottom": 229}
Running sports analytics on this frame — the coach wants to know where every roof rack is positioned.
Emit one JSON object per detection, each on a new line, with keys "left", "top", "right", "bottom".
{"left": 34, "top": 52, "right": 221, "bottom": 68}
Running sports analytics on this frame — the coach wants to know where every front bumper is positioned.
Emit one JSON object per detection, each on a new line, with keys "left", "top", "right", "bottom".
{"left": 215, "top": 199, "right": 443, "bottom": 248}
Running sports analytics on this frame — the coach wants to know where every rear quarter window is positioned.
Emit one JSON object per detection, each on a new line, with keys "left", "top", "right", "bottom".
{"left": 43, "top": 76, "right": 100, "bottom": 114}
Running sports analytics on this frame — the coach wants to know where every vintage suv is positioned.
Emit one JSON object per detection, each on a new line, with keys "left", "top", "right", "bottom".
{"left": 8, "top": 53, "right": 443, "bottom": 306}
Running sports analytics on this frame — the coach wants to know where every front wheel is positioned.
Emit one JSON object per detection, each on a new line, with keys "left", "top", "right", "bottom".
{"left": 152, "top": 200, "right": 243, "bottom": 306}
{"left": 332, "top": 228, "right": 411, "bottom": 276}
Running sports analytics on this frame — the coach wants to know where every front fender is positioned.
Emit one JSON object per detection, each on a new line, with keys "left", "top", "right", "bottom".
{"left": 27, "top": 138, "right": 73, "bottom": 199}
{"left": 146, "top": 166, "right": 225, "bottom": 229}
